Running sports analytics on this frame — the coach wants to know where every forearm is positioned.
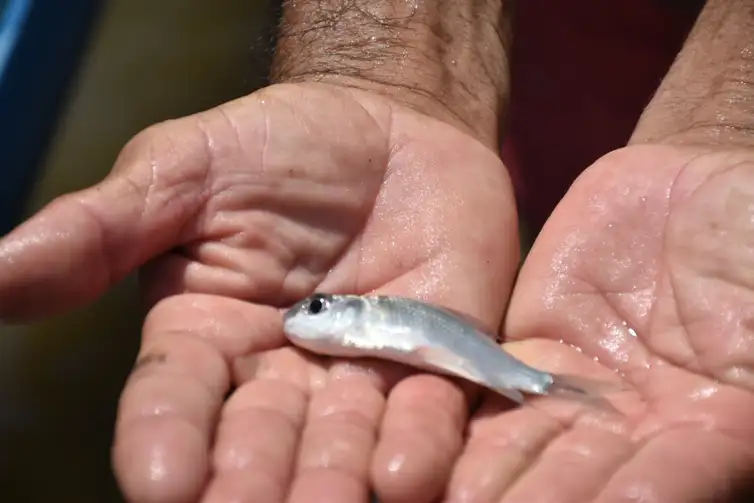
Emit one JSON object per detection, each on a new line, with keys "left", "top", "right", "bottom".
{"left": 632, "top": 0, "right": 754, "bottom": 145}
{"left": 270, "top": 0, "right": 512, "bottom": 149}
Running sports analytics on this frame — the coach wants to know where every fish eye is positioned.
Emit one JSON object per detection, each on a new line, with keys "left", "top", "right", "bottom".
{"left": 307, "top": 296, "right": 329, "bottom": 315}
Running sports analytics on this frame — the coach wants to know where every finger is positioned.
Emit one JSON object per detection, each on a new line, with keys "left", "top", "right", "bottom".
{"left": 0, "top": 117, "right": 212, "bottom": 324}
{"left": 112, "top": 294, "right": 282, "bottom": 503}
{"left": 371, "top": 374, "right": 472, "bottom": 503}
{"left": 445, "top": 396, "right": 564, "bottom": 502}
{"left": 630, "top": 0, "right": 754, "bottom": 146}
{"left": 286, "top": 359, "right": 408, "bottom": 503}
{"left": 447, "top": 339, "right": 641, "bottom": 503}
{"left": 202, "top": 348, "right": 320, "bottom": 503}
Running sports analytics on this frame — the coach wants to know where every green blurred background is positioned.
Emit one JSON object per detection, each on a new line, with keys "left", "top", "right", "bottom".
{"left": 1, "top": 1, "right": 274, "bottom": 500}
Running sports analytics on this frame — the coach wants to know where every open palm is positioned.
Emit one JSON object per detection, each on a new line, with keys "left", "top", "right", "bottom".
{"left": 442, "top": 144, "right": 754, "bottom": 502}
{"left": 0, "top": 82, "right": 520, "bottom": 503}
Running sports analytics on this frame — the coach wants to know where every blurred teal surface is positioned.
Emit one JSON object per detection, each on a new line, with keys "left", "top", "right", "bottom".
{"left": 1, "top": 1, "right": 272, "bottom": 501}
{"left": 0, "top": 0, "right": 32, "bottom": 80}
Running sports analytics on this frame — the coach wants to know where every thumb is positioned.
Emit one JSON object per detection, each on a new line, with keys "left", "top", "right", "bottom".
{"left": 0, "top": 120, "right": 212, "bottom": 324}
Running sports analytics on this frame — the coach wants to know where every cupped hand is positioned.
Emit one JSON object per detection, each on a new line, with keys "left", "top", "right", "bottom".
{"left": 0, "top": 83, "right": 520, "bottom": 502}
{"left": 441, "top": 21, "right": 754, "bottom": 502}
{"left": 445, "top": 143, "right": 754, "bottom": 503}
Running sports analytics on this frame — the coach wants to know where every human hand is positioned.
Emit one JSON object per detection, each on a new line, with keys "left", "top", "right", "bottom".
{"left": 446, "top": 144, "right": 754, "bottom": 502}
{"left": 441, "top": 3, "right": 754, "bottom": 501}
{"left": 0, "top": 82, "right": 519, "bottom": 502}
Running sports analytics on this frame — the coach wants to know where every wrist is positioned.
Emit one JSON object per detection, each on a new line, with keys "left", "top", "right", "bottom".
{"left": 270, "top": 0, "right": 512, "bottom": 150}
{"left": 631, "top": 0, "right": 754, "bottom": 145}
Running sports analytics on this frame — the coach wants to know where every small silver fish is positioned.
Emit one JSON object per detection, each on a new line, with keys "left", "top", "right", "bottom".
{"left": 282, "top": 293, "right": 618, "bottom": 405}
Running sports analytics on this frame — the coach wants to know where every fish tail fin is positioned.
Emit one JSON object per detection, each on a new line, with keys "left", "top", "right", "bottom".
{"left": 547, "top": 373, "right": 624, "bottom": 412}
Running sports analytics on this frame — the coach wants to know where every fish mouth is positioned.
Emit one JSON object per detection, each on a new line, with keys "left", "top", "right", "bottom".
{"left": 281, "top": 312, "right": 299, "bottom": 335}
{"left": 282, "top": 298, "right": 307, "bottom": 320}
{"left": 281, "top": 298, "right": 312, "bottom": 337}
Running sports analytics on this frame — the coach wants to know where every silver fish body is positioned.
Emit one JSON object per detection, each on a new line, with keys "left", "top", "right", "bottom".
{"left": 282, "top": 293, "right": 596, "bottom": 404}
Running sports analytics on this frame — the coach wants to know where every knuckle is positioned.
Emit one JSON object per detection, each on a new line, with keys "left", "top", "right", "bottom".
{"left": 223, "top": 379, "right": 308, "bottom": 421}
{"left": 309, "top": 380, "right": 383, "bottom": 427}
{"left": 142, "top": 294, "right": 212, "bottom": 337}
{"left": 118, "top": 371, "right": 215, "bottom": 429}
{"left": 110, "top": 122, "right": 171, "bottom": 176}
{"left": 213, "top": 407, "right": 299, "bottom": 471}
{"left": 309, "top": 406, "right": 377, "bottom": 437}
{"left": 143, "top": 293, "right": 187, "bottom": 325}
{"left": 133, "top": 334, "right": 229, "bottom": 393}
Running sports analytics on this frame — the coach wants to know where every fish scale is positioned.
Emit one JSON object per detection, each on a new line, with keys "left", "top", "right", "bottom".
{"left": 282, "top": 293, "right": 619, "bottom": 405}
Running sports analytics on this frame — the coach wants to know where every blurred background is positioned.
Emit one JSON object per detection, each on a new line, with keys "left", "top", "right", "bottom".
{"left": 0, "top": 1, "right": 274, "bottom": 500}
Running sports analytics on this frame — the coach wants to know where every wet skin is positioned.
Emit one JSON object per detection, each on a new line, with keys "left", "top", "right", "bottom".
{"left": 2, "top": 82, "right": 754, "bottom": 503}
{"left": 1, "top": 2, "right": 754, "bottom": 500}
{"left": 0, "top": 83, "right": 520, "bottom": 503}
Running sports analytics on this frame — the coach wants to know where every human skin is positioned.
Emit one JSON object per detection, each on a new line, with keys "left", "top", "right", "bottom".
{"left": 483, "top": 1, "right": 754, "bottom": 501}
{"left": 1, "top": 1, "right": 753, "bottom": 503}
{"left": 0, "top": 1, "right": 521, "bottom": 502}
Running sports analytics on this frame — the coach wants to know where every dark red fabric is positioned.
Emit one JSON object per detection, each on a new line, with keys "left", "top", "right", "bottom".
{"left": 502, "top": 0, "right": 699, "bottom": 231}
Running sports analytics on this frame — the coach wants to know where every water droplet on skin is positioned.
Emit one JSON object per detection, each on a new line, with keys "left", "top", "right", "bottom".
{"left": 689, "top": 385, "right": 718, "bottom": 401}
{"left": 148, "top": 448, "right": 168, "bottom": 482}
{"left": 624, "top": 482, "right": 659, "bottom": 502}
{"left": 386, "top": 453, "right": 406, "bottom": 473}
{"left": 557, "top": 339, "right": 564, "bottom": 344}
{"left": 620, "top": 320, "right": 638, "bottom": 337}
{"left": 593, "top": 356, "right": 600, "bottom": 362}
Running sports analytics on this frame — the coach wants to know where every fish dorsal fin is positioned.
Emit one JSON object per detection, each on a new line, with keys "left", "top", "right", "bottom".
{"left": 433, "top": 305, "right": 502, "bottom": 342}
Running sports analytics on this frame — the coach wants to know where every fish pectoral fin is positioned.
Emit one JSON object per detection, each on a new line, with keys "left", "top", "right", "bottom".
{"left": 408, "top": 347, "right": 526, "bottom": 405}
{"left": 408, "top": 346, "right": 482, "bottom": 382}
